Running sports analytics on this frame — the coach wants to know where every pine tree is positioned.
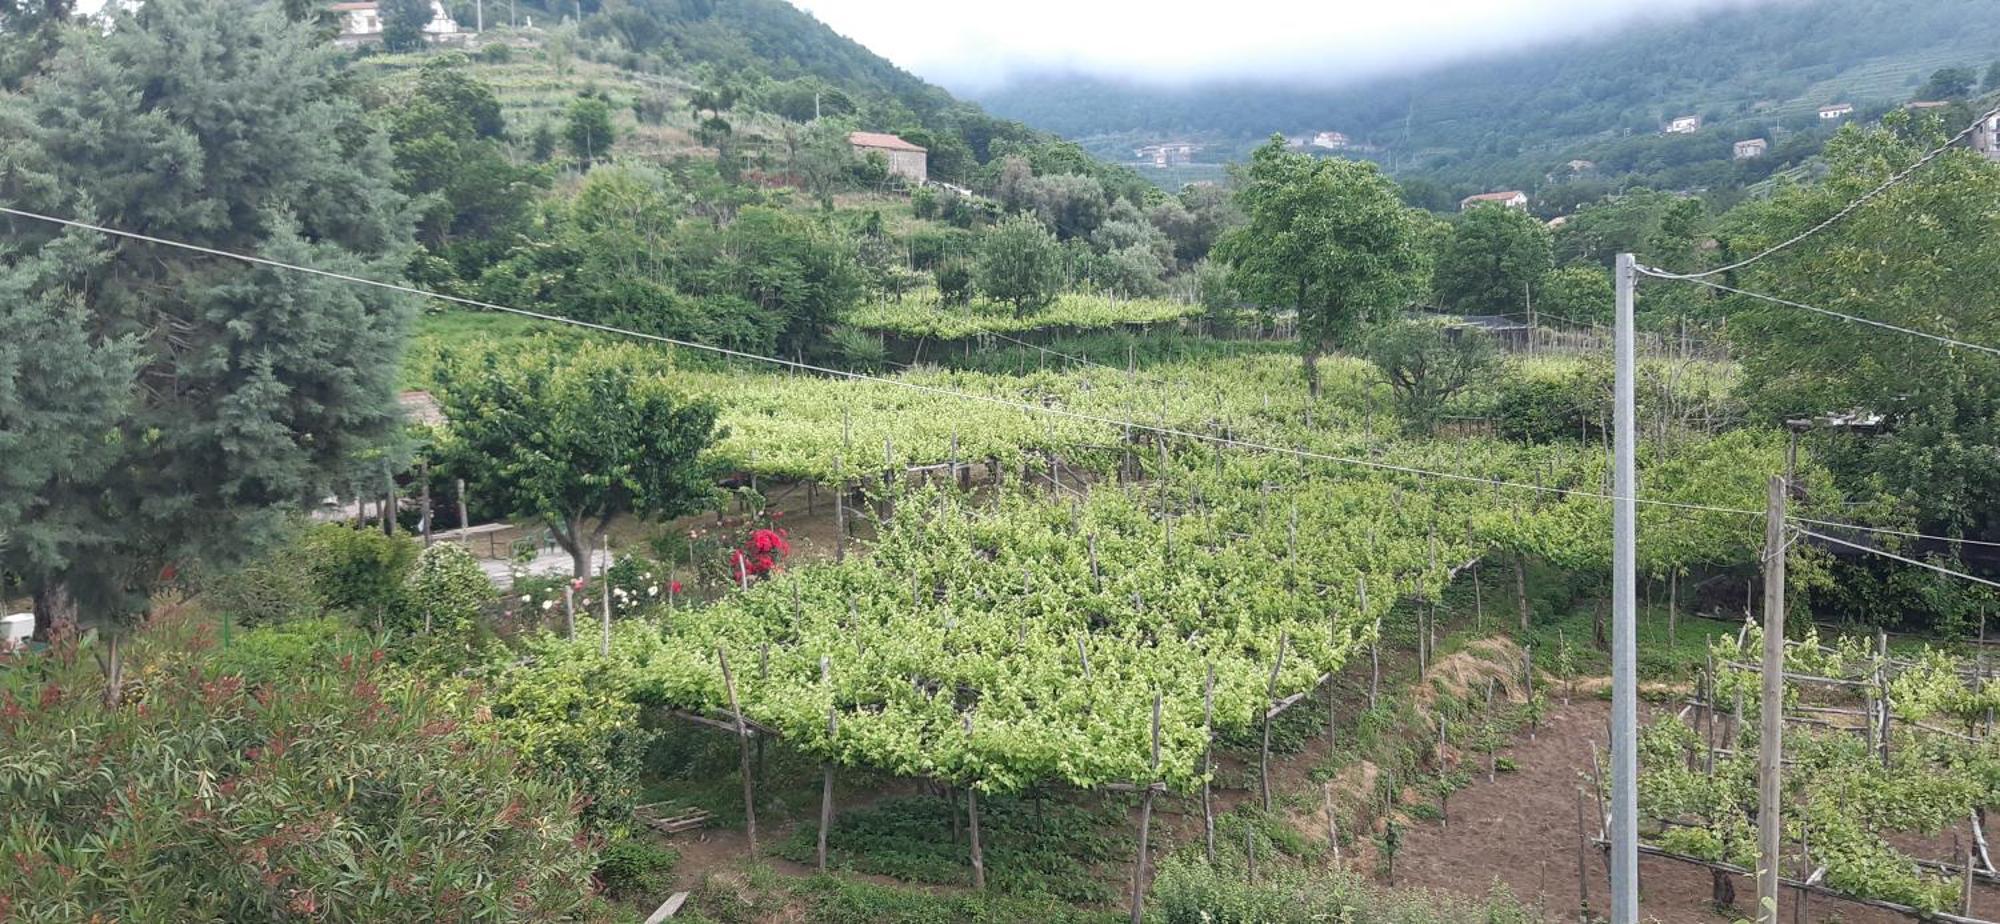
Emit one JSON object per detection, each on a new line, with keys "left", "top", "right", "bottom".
{"left": 0, "top": 0, "right": 414, "bottom": 695}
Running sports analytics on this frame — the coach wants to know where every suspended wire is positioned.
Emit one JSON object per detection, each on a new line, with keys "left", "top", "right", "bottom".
{"left": 1797, "top": 529, "right": 2000, "bottom": 591}
{"left": 1637, "top": 267, "right": 2000, "bottom": 358}
{"left": 10, "top": 203, "right": 1999, "bottom": 552}
{"left": 1643, "top": 101, "right": 2000, "bottom": 281}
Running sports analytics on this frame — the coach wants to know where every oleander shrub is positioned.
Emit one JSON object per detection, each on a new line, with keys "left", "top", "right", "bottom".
{"left": 0, "top": 612, "right": 602, "bottom": 922}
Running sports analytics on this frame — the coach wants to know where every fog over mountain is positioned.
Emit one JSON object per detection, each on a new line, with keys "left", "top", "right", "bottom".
{"left": 791, "top": 0, "right": 1782, "bottom": 91}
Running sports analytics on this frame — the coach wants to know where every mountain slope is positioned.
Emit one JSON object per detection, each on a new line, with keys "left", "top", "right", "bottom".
{"left": 971, "top": 0, "right": 2000, "bottom": 198}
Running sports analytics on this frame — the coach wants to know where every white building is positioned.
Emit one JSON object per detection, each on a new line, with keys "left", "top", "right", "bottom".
{"left": 1819, "top": 103, "right": 1854, "bottom": 121}
{"left": 333, "top": 0, "right": 469, "bottom": 48}
{"left": 1974, "top": 113, "right": 2000, "bottom": 160}
{"left": 1310, "top": 131, "right": 1350, "bottom": 150}
{"left": 1460, "top": 190, "right": 1529, "bottom": 211}
{"left": 1733, "top": 138, "right": 1768, "bottom": 159}
{"left": 1665, "top": 115, "right": 1702, "bottom": 134}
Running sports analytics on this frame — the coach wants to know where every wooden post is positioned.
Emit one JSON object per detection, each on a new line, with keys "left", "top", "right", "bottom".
{"left": 599, "top": 537, "right": 613, "bottom": 657}
{"left": 1516, "top": 554, "right": 1531, "bottom": 631}
{"left": 419, "top": 460, "right": 432, "bottom": 545}
{"left": 1669, "top": 569, "right": 1680, "bottom": 649}
{"left": 1473, "top": 562, "right": 1484, "bottom": 631}
{"left": 1203, "top": 663, "right": 1216, "bottom": 864}
{"left": 1877, "top": 629, "right": 1892, "bottom": 766}
{"left": 880, "top": 438, "right": 895, "bottom": 524}
{"left": 719, "top": 648, "right": 756, "bottom": 854}
{"left": 455, "top": 478, "right": 469, "bottom": 545}
{"left": 1362, "top": 576, "right": 1378, "bottom": 710}
{"left": 819, "top": 656, "right": 836, "bottom": 873}
{"left": 1324, "top": 784, "right": 1341, "bottom": 868}
{"left": 1757, "top": 475, "right": 1787, "bottom": 924}
{"left": 834, "top": 457, "right": 847, "bottom": 564}
{"left": 964, "top": 715, "right": 985, "bottom": 890}
{"left": 1261, "top": 632, "right": 1288, "bottom": 812}
{"left": 563, "top": 583, "right": 576, "bottom": 641}
{"left": 1130, "top": 692, "right": 1162, "bottom": 924}
{"left": 1576, "top": 788, "right": 1592, "bottom": 922}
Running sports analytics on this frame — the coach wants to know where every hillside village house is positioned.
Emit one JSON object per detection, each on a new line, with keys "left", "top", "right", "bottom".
{"left": 1975, "top": 112, "right": 2000, "bottom": 160}
{"left": 848, "top": 131, "right": 927, "bottom": 184}
{"left": 1733, "top": 138, "right": 1768, "bottom": 159}
{"left": 1134, "top": 142, "right": 1197, "bottom": 166}
{"left": 1665, "top": 115, "right": 1702, "bottom": 134}
{"left": 1819, "top": 103, "right": 1854, "bottom": 120}
{"left": 1310, "top": 131, "right": 1350, "bottom": 150}
{"left": 1460, "top": 190, "right": 1528, "bottom": 211}
{"left": 333, "top": 0, "right": 468, "bottom": 47}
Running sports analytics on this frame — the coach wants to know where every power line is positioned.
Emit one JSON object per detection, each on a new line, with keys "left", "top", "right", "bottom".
{"left": 1643, "top": 101, "right": 2000, "bottom": 281}
{"left": 12, "top": 203, "right": 2000, "bottom": 552}
{"left": 1797, "top": 528, "right": 2000, "bottom": 591}
{"left": 1637, "top": 268, "right": 2000, "bottom": 358}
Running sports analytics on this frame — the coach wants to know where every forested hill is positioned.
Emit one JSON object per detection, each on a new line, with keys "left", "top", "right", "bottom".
{"left": 971, "top": 0, "right": 2000, "bottom": 200}
{"left": 482, "top": 0, "right": 1108, "bottom": 177}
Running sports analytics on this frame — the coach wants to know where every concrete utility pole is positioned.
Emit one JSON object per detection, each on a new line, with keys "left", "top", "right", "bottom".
{"left": 1611, "top": 253, "right": 1639, "bottom": 924}
{"left": 1758, "top": 474, "right": 1788, "bottom": 924}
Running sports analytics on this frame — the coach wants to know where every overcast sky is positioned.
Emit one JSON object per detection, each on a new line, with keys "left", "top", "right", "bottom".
{"left": 791, "top": 0, "right": 1779, "bottom": 91}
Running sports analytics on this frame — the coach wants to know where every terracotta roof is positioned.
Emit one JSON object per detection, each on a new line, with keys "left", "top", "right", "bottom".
{"left": 847, "top": 131, "right": 925, "bottom": 153}
{"left": 398, "top": 390, "right": 446, "bottom": 427}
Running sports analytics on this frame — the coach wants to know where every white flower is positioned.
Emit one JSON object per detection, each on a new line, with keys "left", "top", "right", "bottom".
{"left": 519, "top": 594, "right": 532, "bottom": 603}
{"left": 541, "top": 600, "right": 556, "bottom": 611}
{"left": 647, "top": 585, "right": 659, "bottom": 597}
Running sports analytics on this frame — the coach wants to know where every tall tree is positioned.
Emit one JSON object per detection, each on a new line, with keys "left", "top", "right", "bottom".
{"left": 1214, "top": 138, "right": 1427, "bottom": 396}
{"left": 0, "top": 0, "right": 72, "bottom": 88}
{"left": 379, "top": 0, "right": 433, "bottom": 52}
{"left": 1719, "top": 126, "right": 2000, "bottom": 540}
{"left": 791, "top": 118, "right": 854, "bottom": 210}
{"left": 0, "top": 0, "right": 414, "bottom": 687}
{"left": 975, "top": 214, "right": 1063, "bottom": 316}
{"left": 564, "top": 93, "right": 616, "bottom": 165}
{"left": 434, "top": 342, "right": 722, "bottom": 579}
{"left": 1431, "top": 203, "right": 1552, "bottom": 316}
{"left": 1361, "top": 319, "right": 1498, "bottom": 434}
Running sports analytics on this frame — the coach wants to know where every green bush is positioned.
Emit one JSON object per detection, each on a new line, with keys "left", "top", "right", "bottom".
{"left": 1489, "top": 361, "right": 1606, "bottom": 443}
{"left": 1150, "top": 856, "right": 1543, "bottom": 924}
{"left": 0, "top": 611, "right": 599, "bottom": 922}
{"left": 299, "top": 523, "right": 419, "bottom": 621}
{"left": 211, "top": 617, "right": 370, "bottom": 684}
{"left": 593, "top": 838, "right": 678, "bottom": 899}
{"left": 202, "top": 532, "right": 323, "bottom": 628}
{"left": 392, "top": 542, "right": 494, "bottom": 670}
{"left": 489, "top": 636, "right": 653, "bottom": 832}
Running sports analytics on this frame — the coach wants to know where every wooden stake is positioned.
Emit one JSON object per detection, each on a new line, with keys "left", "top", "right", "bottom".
{"left": 718, "top": 648, "right": 755, "bottom": 854}
{"left": 1261, "top": 632, "right": 1288, "bottom": 812}
{"left": 819, "top": 656, "right": 836, "bottom": 873}
{"left": 455, "top": 478, "right": 469, "bottom": 544}
{"left": 419, "top": 460, "right": 432, "bottom": 545}
{"left": 1203, "top": 663, "right": 1216, "bottom": 864}
{"left": 964, "top": 715, "right": 985, "bottom": 890}
{"left": 563, "top": 583, "right": 575, "bottom": 641}
{"left": 600, "top": 537, "right": 613, "bottom": 657}
{"left": 1130, "top": 692, "right": 1162, "bottom": 924}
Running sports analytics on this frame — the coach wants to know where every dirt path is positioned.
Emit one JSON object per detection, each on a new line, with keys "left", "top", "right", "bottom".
{"left": 1390, "top": 697, "right": 1964, "bottom": 924}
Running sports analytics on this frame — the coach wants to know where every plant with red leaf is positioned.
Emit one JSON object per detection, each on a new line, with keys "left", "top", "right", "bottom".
{"left": 726, "top": 528, "right": 791, "bottom": 583}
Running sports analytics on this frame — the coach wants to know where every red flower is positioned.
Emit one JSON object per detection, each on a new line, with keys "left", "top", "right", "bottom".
{"left": 669, "top": 580, "right": 683, "bottom": 595}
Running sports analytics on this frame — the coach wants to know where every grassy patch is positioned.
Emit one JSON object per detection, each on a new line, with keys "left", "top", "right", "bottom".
{"left": 779, "top": 793, "right": 1127, "bottom": 904}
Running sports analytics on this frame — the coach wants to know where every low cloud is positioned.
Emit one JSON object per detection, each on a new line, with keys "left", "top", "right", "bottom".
{"left": 793, "top": 0, "right": 1782, "bottom": 91}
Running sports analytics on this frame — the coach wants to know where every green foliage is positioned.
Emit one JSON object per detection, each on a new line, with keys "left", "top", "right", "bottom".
{"left": 936, "top": 260, "right": 975, "bottom": 305}
{"left": 1362, "top": 319, "right": 1499, "bottom": 434}
{"left": 378, "top": 0, "right": 431, "bottom": 52}
{"left": 391, "top": 542, "right": 493, "bottom": 670}
{"left": 1432, "top": 204, "right": 1552, "bottom": 316}
{"left": 975, "top": 214, "right": 1064, "bottom": 315}
{"left": 1916, "top": 65, "right": 1977, "bottom": 99}
{"left": 564, "top": 93, "right": 616, "bottom": 163}
{"left": 300, "top": 524, "right": 420, "bottom": 621}
{"left": 1719, "top": 125, "right": 2000, "bottom": 542}
{"left": 1489, "top": 359, "right": 1607, "bottom": 443}
{"left": 1216, "top": 139, "right": 1428, "bottom": 394}
{"left": 792, "top": 874, "right": 1119, "bottom": 924}
{"left": 385, "top": 58, "right": 548, "bottom": 278}
{"left": 592, "top": 838, "right": 678, "bottom": 899}
{"left": 210, "top": 616, "right": 371, "bottom": 685}
{"left": 0, "top": 0, "right": 414, "bottom": 635}
{"left": 1150, "top": 855, "right": 1542, "bottom": 924}
{"left": 434, "top": 341, "right": 723, "bottom": 579}
{"left": 780, "top": 794, "right": 1124, "bottom": 902}
{"left": 827, "top": 325, "right": 890, "bottom": 372}
{"left": 201, "top": 527, "right": 324, "bottom": 628}
{"left": 490, "top": 635, "right": 655, "bottom": 832}
{"left": 1535, "top": 264, "right": 1615, "bottom": 326}
{"left": 0, "top": 612, "right": 599, "bottom": 921}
